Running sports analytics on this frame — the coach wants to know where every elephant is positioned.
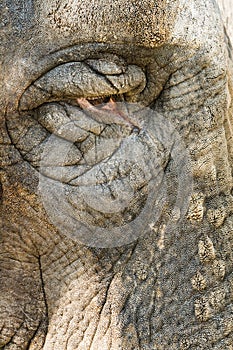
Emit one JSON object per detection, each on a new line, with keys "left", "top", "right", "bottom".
{"left": 1, "top": 0, "right": 233, "bottom": 349}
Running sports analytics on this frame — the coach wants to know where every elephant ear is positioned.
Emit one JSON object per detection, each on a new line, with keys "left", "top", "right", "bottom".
{"left": 217, "top": 0, "right": 233, "bottom": 173}
{"left": 217, "top": 0, "right": 233, "bottom": 43}
{"left": 217, "top": 0, "right": 233, "bottom": 64}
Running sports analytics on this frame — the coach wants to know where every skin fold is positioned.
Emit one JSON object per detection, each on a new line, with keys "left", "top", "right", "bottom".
{"left": 1, "top": 0, "right": 233, "bottom": 349}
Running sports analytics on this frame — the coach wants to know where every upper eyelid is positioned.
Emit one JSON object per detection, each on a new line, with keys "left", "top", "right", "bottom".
{"left": 19, "top": 61, "right": 146, "bottom": 112}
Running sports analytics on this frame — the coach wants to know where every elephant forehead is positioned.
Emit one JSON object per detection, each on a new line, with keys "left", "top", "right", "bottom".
{"left": 38, "top": 0, "right": 178, "bottom": 47}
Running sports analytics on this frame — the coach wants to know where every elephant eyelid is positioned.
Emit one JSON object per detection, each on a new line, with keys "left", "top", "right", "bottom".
{"left": 19, "top": 61, "right": 146, "bottom": 112}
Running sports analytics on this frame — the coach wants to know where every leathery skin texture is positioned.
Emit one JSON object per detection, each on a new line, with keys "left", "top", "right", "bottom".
{"left": 1, "top": 0, "right": 233, "bottom": 349}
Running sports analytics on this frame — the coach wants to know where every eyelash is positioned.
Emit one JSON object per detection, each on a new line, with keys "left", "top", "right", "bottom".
{"left": 84, "top": 95, "right": 116, "bottom": 106}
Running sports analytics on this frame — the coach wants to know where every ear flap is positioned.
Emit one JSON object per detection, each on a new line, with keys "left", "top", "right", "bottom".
{"left": 224, "top": 50, "right": 233, "bottom": 178}
{"left": 221, "top": 0, "right": 233, "bottom": 180}
{"left": 217, "top": 0, "right": 233, "bottom": 44}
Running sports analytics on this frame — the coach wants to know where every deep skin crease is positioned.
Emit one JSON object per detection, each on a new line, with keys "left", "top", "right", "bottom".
{"left": 1, "top": 1, "right": 233, "bottom": 349}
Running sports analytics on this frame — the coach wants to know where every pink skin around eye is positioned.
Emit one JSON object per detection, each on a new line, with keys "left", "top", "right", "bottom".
{"left": 77, "top": 97, "right": 141, "bottom": 130}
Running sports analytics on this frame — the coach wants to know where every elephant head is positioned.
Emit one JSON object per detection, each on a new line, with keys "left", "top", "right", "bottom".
{"left": 1, "top": 0, "right": 233, "bottom": 349}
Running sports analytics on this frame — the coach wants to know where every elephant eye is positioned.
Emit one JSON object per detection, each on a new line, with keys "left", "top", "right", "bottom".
{"left": 86, "top": 95, "right": 115, "bottom": 107}
{"left": 76, "top": 95, "right": 141, "bottom": 129}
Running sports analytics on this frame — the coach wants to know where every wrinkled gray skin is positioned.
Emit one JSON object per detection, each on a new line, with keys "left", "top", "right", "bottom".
{"left": 1, "top": 0, "right": 233, "bottom": 349}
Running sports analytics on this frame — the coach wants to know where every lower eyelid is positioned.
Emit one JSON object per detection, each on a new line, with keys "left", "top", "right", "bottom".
{"left": 35, "top": 102, "right": 105, "bottom": 137}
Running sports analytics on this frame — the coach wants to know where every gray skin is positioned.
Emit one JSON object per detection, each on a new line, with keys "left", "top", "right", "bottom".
{"left": 1, "top": 0, "right": 233, "bottom": 349}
